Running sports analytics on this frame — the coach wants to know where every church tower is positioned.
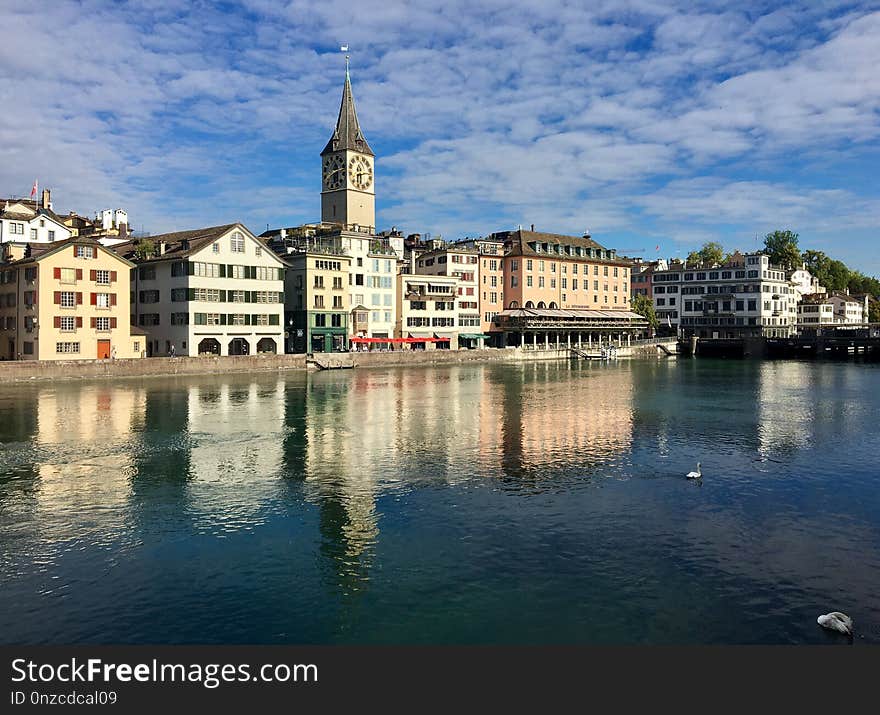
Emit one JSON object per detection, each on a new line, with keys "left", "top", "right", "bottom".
{"left": 321, "top": 63, "right": 375, "bottom": 232}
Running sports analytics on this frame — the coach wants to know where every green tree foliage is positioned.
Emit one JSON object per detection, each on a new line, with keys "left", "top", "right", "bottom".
{"left": 686, "top": 241, "right": 725, "bottom": 267}
{"left": 631, "top": 292, "right": 658, "bottom": 330}
{"left": 763, "top": 230, "right": 801, "bottom": 269}
{"left": 133, "top": 239, "right": 155, "bottom": 261}
{"left": 802, "top": 249, "right": 860, "bottom": 293}
{"left": 870, "top": 301, "right": 880, "bottom": 324}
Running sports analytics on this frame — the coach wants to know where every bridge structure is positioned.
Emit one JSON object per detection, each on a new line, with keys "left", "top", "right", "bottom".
{"left": 680, "top": 324, "right": 880, "bottom": 359}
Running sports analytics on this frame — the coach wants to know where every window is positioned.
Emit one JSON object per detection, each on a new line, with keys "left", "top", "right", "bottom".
{"left": 527, "top": 275, "right": 533, "bottom": 287}
{"left": 171, "top": 313, "right": 189, "bottom": 325}
{"left": 60, "top": 291, "right": 75, "bottom": 308}
{"left": 95, "top": 270, "right": 110, "bottom": 285}
{"left": 139, "top": 265, "right": 156, "bottom": 280}
{"left": 333, "top": 295, "right": 343, "bottom": 308}
{"left": 231, "top": 314, "right": 246, "bottom": 326}
{"left": 10, "top": 222, "right": 24, "bottom": 234}
{"left": 55, "top": 342, "right": 80, "bottom": 354}
{"left": 60, "top": 268, "right": 76, "bottom": 284}
{"left": 60, "top": 316, "right": 76, "bottom": 332}
{"left": 76, "top": 245, "right": 95, "bottom": 259}
{"left": 206, "top": 313, "right": 222, "bottom": 326}
{"left": 137, "top": 290, "right": 157, "bottom": 304}
{"left": 30, "top": 228, "right": 38, "bottom": 240}
{"left": 526, "top": 260, "right": 533, "bottom": 271}
{"left": 255, "top": 246, "right": 262, "bottom": 257}
{"left": 314, "top": 295, "right": 324, "bottom": 308}
{"left": 96, "top": 317, "right": 111, "bottom": 331}
{"left": 24, "top": 267, "right": 37, "bottom": 282}
{"left": 231, "top": 232, "right": 245, "bottom": 252}
{"left": 212, "top": 243, "right": 219, "bottom": 254}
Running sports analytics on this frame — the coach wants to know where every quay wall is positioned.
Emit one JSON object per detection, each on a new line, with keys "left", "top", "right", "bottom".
{"left": 0, "top": 344, "right": 674, "bottom": 383}
{"left": 0, "top": 353, "right": 308, "bottom": 383}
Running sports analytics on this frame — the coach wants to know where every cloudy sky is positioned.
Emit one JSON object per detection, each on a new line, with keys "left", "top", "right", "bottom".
{"left": 2, "top": 0, "right": 879, "bottom": 272}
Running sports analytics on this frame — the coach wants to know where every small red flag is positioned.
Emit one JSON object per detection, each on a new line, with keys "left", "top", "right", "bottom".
{"left": 30, "top": 179, "right": 37, "bottom": 198}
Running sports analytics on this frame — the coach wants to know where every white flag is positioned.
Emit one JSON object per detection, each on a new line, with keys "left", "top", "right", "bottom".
{"left": 340, "top": 45, "right": 349, "bottom": 51}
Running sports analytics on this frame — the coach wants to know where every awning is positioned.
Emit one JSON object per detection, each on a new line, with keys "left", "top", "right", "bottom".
{"left": 458, "top": 333, "right": 490, "bottom": 339}
{"left": 351, "top": 337, "right": 410, "bottom": 343}
{"left": 408, "top": 333, "right": 432, "bottom": 339}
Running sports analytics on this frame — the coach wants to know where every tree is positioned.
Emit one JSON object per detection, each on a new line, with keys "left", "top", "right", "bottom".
{"left": 134, "top": 239, "right": 155, "bottom": 261}
{"left": 631, "top": 293, "right": 658, "bottom": 332}
{"left": 763, "top": 230, "right": 801, "bottom": 270}
{"left": 870, "top": 301, "right": 880, "bottom": 324}
{"left": 686, "top": 241, "right": 725, "bottom": 267}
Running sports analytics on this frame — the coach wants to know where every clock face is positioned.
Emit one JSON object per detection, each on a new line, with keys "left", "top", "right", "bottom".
{"left": 322, "top": 155, "right": 346, "bottom": 190}
{"left": 348, "top": 155, "right": 373, "bottom": 190}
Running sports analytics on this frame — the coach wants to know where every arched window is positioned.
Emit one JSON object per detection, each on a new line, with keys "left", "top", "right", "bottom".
{"left": 508, "top": 300, "right": 519, "bottom": 309}
{"left": 549, "top": 301, "right": 558, "bottom": 309}
{"left": 524, "top": 301, "right": 535, "bottom": 309}
{"left": 537, "top": 301, "right": 546, "bottom": 309}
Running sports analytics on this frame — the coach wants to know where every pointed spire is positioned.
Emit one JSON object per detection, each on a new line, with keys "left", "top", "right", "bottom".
{"left": 321, "top": 61, "right": 373, "bottom": 156}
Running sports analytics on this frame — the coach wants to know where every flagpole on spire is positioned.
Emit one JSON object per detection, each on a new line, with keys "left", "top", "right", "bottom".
{"left": 340, "top": 44, "right": 350, "bottom": 77}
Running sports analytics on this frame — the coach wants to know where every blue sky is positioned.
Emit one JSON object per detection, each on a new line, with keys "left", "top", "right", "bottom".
{"left": 2, "top": 0, "right": 880, "bottom": 273}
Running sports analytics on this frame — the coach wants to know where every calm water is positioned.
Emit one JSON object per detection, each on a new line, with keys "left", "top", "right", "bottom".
{"left": 1, "top": 359, "right": 879, "bottom": 644}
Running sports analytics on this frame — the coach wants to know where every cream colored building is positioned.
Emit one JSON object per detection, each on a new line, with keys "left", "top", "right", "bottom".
{"left": 395, "top": 273, "right": 459, "bottom": 349}
{"left": 0, "top": 236, "right": 140, "bottom": 360}
{"left": 115, "top": 223, "right": 285, "bottom": 357}
{"left": 414, "top": 245, "right": 482, "bottom": 346}
{"left": 283, "top": 248, "right": 352, "bottom": 353}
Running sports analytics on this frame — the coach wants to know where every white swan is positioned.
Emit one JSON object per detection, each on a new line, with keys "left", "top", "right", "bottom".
{"left": 686, "top": 462, "right": 702, "bottom": 479}
{"left": 817, "top": 612, "right": 853, "bottom": 636}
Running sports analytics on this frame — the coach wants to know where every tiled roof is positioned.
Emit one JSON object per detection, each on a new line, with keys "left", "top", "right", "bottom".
{"left": 112, "top": 224, "right": 240, "bottom": 263}
{"left": 492, "top": 229, "right": 630, "bottom": 263}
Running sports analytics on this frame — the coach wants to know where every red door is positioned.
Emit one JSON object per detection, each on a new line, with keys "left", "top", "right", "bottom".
{"left": 97, "top": 340, "right": 111, "bottom": 359}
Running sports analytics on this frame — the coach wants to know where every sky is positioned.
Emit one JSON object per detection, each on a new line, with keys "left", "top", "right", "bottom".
{"left": 2, "top": 0, "right": 879, "bottom": 273}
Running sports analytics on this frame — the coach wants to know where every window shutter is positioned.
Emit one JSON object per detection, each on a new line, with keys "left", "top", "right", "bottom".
{"left": 54, "top": 291, "right": 61, "bottom": 304}
{"left": 90, "top": 317, "right": 97, "bottom": 328}
{"left": 110, "top": 317, "right": 117, "bottom": 329}
{"left": 76, "top": 317, "right": 82, "bottom": 328}
{"left": 90, "top": 293, "right": 97, "bottom": 306}
{"left": 76, "top": 269, "right": 83, "bottom": 280}
{"left": 219, "top": 265, "right": 226, "bottom": 278}
{"left": 90, "top": 270, "right": 96, "bottom": 281}
{"left": 138, "top": 291, "right": 144, "bottom": 303}
{"left": 73, "top": 247, "right": 78, "bottom": 257}
{"left": 76, "top": 292, "right": 83, "bottom": 305}
{"left": 54, "top": 316, "right": 61, "bottom": 328}
{"left": 110, "top": 270, "right": 117, "bottom": 282}
{"left": 244, "top": 314, "right": 250, "bottom": 325}
{"left": 110, "top": 293, "right": 117, "bottom": 307}
{"left": 187, "top": 262, "right": 194, "bottom": 276}
{"left": 188, "top": 288, "right": 195, "bottom": 301}
{"left": 53, "top": 267, "right": 61, "bottom": 279}
{"left": 220, "top": 290, "right": 226, "bottom": 302}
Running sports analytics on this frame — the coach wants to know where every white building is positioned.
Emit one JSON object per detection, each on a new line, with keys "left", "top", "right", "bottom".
{"left": 1, "top": 190, "right": 72, "bottom": 245}
{"left": 651, "top": 252, "right": 802, "bottom": 338}
{"left": 116, "top": 223, "right": 285, "bottom": 356}
{"left": 828, "top": 292, "right": 865, "bottom": 324}
{"left": 395, "top": 273, "right": 459, "bottom": 349}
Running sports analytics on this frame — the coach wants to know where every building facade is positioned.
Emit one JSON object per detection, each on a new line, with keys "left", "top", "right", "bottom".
{"left": 414, "top": 245, "right": 483, "bottom": 346}
{"left": 118, "top": 223, "right": 285, "bottom": 357}
{"left": 283, "top": 249, "right": 351, "bottom": 353}
{"left": 1, "top": 191, "right": 72, "bottom": 246}
{"left": 652, "top": 252, "right": 800, "bottom": 338}
{"left": 395, "top": 273, "right": 459, "bottom": 349}
{"left": 0, "top": 237, "right": 140, "bottom": 360}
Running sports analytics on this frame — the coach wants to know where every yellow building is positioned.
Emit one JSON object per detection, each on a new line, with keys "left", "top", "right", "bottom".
{"left": 0, "top": 236, "right": 141, "bottom": 360}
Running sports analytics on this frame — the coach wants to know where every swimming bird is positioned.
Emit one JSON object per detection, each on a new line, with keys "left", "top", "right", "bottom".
{"left": 686, "top": 462, "right": 702, "bottom": 479}
{"left": 817, "top": 612, "right": 853, "bottom": 636}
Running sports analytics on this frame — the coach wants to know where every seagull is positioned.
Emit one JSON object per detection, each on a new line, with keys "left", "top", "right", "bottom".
{"left": 817, "top": 612, "right": 853, "bottom": 636}
{"left": 686, "top": 462, "right": 702, "bottom": 479}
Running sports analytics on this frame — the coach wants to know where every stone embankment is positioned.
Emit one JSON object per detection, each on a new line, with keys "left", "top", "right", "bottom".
{"left": 0, "top": 342, "right": 676, "bottom": 383}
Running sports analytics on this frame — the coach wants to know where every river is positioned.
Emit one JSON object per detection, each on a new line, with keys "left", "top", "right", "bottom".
{"left": 1, "top": 358, "right": 879, "bottom": 643}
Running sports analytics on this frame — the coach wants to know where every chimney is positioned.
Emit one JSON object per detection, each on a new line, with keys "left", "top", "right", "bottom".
{"left": 41, "top": 188, "right": 50, "bottom": 210}
{"left": 159, "top": 241, "right": 167, "bottom": 256}
{"left": 530, "top": 224, "right": 535, "bottom": 232}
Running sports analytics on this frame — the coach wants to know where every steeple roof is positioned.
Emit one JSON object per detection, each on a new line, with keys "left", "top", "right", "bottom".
{"left": 321, "top": 66, "right": 373, "bottom": 157}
